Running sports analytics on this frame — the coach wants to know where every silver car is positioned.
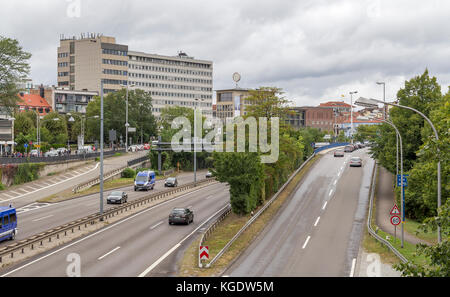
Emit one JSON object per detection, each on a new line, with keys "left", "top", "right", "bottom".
{"left": 349, "top": 157, "right": 362, "bottom": 167}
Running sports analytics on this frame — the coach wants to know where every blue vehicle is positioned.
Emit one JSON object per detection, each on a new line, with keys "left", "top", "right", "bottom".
{"left": 0, "top": 206, "right": 18, "bottom": 242}
{"left": 134, "top": 170, "right": 156, "bottom": 191}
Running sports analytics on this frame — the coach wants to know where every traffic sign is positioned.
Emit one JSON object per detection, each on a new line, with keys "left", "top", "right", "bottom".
{"left": 199, "top": 246, "right": 209, "bottom": 260}
{"left": 390, "top": 215, "right": 401, "bottom": 226}
{"left": 397, "top": 174, "right": 409, "bottom": 187}
{"left": 34, "top": 144, "right": 41, "bottom": 148}
{"left": 24, "top": 143, "right": 28, "bottom": 148}
{"left": 390, "top": 204, "right": 400, "bottom": 216}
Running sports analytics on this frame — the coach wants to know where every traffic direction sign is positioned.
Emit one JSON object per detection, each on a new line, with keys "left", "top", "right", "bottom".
{"left": 390, "top": 204, "right": 400, "bottom": 216}
{"left": 391, "top": 215, "right": 401, "bottom": 226}
{"left": 199, "top": 246, "right": 209, "bottom": 260}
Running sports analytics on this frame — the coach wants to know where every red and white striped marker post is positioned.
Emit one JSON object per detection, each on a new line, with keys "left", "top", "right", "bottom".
{"left": 199, "top": 246, "right": 209, "bottom": 261}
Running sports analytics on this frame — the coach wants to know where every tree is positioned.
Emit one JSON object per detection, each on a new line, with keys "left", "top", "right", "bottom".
{"left": 0, "top": 36, "right": 32, "bottom": 114}
{"left": 85, "top": 89, "right": 156, "bottom": 144}
{"left": 394, "top": 198, "right": 449, "bottom": 277}
{"left": 41, "top": 112, "right": 68, "bottom": 147}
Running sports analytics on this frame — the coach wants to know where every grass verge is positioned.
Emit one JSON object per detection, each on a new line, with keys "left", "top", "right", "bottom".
{"left": 363, "top": 165, "right": 429, "bottom": 268}
{"left": 177, "top": 155, "right": 321, "bottom": 276}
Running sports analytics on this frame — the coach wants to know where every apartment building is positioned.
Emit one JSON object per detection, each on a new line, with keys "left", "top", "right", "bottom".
{"left": 57, "top": 34, "right": 128, "bottom": 94}
{"left": 215, "top": 88, "right": 252, "bottom": 123}
{"left": 127, "top": 51, "right": 213, "bottom": 119}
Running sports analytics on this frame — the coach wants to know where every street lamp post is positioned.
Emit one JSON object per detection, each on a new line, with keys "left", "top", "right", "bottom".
{"left": 100, "top": 80, "right": 104, "bottom": 220}
{"left": 194, "top": 98, "right": 204, "bottom": 186}
{"left": 121, "top": 83, "right": 135, "bottom": 153}
{"left": 376, "top": 82, "right": 386, "bottom": 119}
{"left": 356, "top": 96, "right": 442, "bottom": 243}
{"left": 349, "top": 91, "right": 358, "bottom": 143}
{"left": 371, "top": 117, "right": 404, "bottom": 247}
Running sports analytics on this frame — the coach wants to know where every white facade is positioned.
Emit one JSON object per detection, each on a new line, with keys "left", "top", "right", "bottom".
{"left": 127, "top": 51, "right": 213, "bottom": 119}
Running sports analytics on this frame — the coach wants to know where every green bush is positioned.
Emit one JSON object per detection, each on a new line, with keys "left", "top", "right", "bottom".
{"left": 0, "top": 183, "right": 5, "bottom": 191}
{"left": 121, "top": 168, "right": 136, "bottom": 178}
{"left": 14, "top": 163, "right": 44, "bottom": 185}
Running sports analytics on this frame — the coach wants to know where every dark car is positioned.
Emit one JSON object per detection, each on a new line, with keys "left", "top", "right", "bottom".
{"left": 165, "top": 177, "right": 178, "bottom": 187}
{"left": 334, "top": 149, "right": 344, "bottom": 157}
{"left": 169, "top": 208, "right": 194, "bottom": 225}
{"left": 349, "top": 157, "right": 362, "bottom": 167}
{"left": 107, "top": 191, "right": 128, "bottom": 204}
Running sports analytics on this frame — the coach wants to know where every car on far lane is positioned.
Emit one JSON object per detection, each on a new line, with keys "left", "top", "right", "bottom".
{"left": 164, "top": 177, "right": 178, "bottom": 187}
{"left": 344, "top": 145, "right": 354, "bottom": 153}
{"left": 44, "top": 150, "right": 59, "bottom": 157}
{"left": 30, "top": 149, "right": 39, "bottom": 157}
{"left": 107, "top": 191, "right": 128, "bottom": 204}
{"left": 333, "top": 149, "right": 344, "bottom": 157}
{"left": 168, "top": 208, "right": 194, "bottom": 225}
{"left": 349, "top": 157, "right": 362, "bottom": 167}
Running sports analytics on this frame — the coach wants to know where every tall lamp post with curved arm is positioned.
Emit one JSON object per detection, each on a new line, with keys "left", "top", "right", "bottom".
{"left": 356, "top": 96, "right": 442, "bottom": 243}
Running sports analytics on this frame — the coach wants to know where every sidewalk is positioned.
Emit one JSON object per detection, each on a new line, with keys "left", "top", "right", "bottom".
{"left": 376, "top": 166, "right": 429, "bottom": 245}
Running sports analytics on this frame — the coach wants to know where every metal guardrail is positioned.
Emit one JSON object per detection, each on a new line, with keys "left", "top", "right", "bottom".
{"left": 127, "top": 155, "right": 149, "bottom": 167}
{"left": 0, "top": 178, "right": 217, "bottom": 264}
{"left": 367, "top": 163, "right": 408, "bottom": 263}
{"left": 203, "top": 153, "right": 317, "bottom": 268}
{"left": 72, "top": 165, "right": 127, "bottom": 193}
{"left": 198, "top": 204, "right": 232, "bottom": 268}
{"left": 0, "top": 149, "right": 125, "bottom": 165}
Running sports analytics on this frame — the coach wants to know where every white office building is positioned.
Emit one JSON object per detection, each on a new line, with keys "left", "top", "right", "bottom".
{"left": 127, "top": 51, "right": 213, "bottom": 119}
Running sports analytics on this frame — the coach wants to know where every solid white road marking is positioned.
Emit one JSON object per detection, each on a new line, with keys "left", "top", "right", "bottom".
{"left": 32, "top": 214, "right": 54, "bottom": 222}
{"left": 314, "top": 217, "right": 320, "bottom": 227}
{"left": 322, "top": 201, "right": 328, "bottom": 210}
{"left": 302, "top": 236, "right": 311, "bottom": 249}
{"left": 150, "top": 221, "right": 164, "bottom": 230}
{"left": 350, "top": 258, "right": 357, "bottom": 277}
{"left": 0, "top": 183, "right": 221, "bottom": 277}
{"left": 98, "top": 246, "right": 121, "bottom": 260}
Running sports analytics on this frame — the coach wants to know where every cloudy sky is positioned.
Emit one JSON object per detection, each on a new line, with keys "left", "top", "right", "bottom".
{"left": 1, "top": 0, "right": 450, "bottom": 106}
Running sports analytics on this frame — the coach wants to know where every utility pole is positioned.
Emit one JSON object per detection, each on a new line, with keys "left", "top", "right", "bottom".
{"left": 100, "top": 80, "right": 104, "bottom": 220}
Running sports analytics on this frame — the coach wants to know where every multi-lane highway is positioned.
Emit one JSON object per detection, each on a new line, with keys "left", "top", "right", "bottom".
{"left": 1, "top": 181, "right": 229, "bottom": 277}
{"left": 0, "top": 170, "right": 209, "bottom": 248}
{"left": 226, "top": 148, "right": 374, "bottom": 277}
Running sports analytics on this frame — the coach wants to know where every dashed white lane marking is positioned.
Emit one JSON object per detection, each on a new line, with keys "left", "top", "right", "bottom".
{"left": 322, "top": 201, "right": 328, "bottom": 210}
{"left": 302, "top": 236, "right": 311, "bottom": 249}
{"left": 150, "top": 221, "right": 164, "bottom": 230}
{"left": 350, "top": 258, "right": 357, "bottom": 277}
{"left": 98, "top": 246, "right": 121, "bottom": 261}
{"left": 72, "top": 171, "right": 81, "bottom": 175}
{"left": 9, "top": 191, "right": 22, "bottom": 196}
{"left": 32, "top": 214, "right": 54, "bottom": 222}
{"left": 329, "top": 189, "right": 334, "bottom": 196}
{"left": 314, "top": 217, "right": 320, "bottom": 227}
{"left": 333, "top": 180, "right": 337, "bottom": 186}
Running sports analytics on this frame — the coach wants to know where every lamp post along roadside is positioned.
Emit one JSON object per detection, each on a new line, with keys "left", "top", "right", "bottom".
{"left": 356, "top": 96, "right": 442, "bottom": 243}
{"left": 349, "top": 91, "right": 358, "bottom": 143}
{"left": 376, "top": 82, "right": 386, "bottom": 120}
{"left": 100, "top": 80, "right": 104, "bottom": 220}
{"left": 121, "top": 83, "right": 135, "bottom": 153}
{"left": 370, "top": 116, "right": 404, "bottom": 248}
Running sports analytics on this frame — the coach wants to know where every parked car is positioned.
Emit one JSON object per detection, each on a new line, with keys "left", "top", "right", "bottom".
{"left": 107, "top": 191, "right": 128, "bottom": 204}
{"left": 56, "top": 147, "right": 68, "bottom": 155}
{"left": 29, "top": 149, "right": 39, "bottom": 157}
{"left": 165, "top": 177, "right": 178, "bottom": 187}
{"left": 134, "top": 170, "right": 156, "bottom": 191}
{"left": 168, "top": 208, "right": 194, "bottom": 225}
{"left": 334, "top": 149, "right": 344, "bottom": 157}
{"left": 349, "top": 157, "right": 362, "bottom": 167}
{"left": 44, "top": 150, "right": 59, "bottom": 157}
{"left": 206, "top": 171, "right": 213, "bottom": 178}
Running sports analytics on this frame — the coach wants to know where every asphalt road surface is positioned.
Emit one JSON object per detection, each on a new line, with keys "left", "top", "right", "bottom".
{"left": 0, "top": 170, "right": 208, "bottom": 248}
{"left": 0, "top": 151, "right": 148, "bottom": 208}
{"left": 226, "top": 148, "right": 374, "bottom": 277}
{"left": 1, "top": 181, "right": 229, "bottom": 277}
